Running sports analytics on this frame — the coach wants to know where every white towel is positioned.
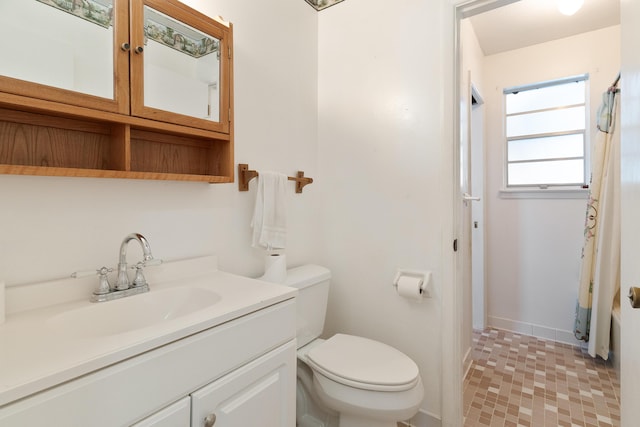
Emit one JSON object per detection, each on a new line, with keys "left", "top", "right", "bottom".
{"left": 251, "top": 171, "right": 288, "bottom": 249}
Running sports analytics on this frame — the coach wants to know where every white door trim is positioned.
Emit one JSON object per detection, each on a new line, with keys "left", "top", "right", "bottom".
{"left": 442, "top": 1, "right": 518, "bottom": 426}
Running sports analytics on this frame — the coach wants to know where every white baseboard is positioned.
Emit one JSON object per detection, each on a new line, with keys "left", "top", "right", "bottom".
{"left": 488, "top": 316, "right": 582, "bottom": 346}
{"left": 406, "top": 409, "right": 441, "bottom": 427}
{"left": 463, "top": 345, "right": 473, "bottom": 379}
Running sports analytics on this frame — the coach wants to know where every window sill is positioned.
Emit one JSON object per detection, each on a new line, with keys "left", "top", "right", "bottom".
{"left": 499, "top": 188, "right": 589, "bottom": 199}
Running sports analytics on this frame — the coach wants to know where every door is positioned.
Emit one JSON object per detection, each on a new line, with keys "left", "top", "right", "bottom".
{"left": 620, "top": 0, "right": 640, "bottom": 425}
{"left": 129, "top": 0, "right": 232, "bottom": 133}
{"left": 470, "top": 86, "right": 485, "bottom": 330}
{"left": 460, "top": 69, "right": 473, "bottom": 371}
{"left": 461, "top": 72, "right": 483, "bottom": 373}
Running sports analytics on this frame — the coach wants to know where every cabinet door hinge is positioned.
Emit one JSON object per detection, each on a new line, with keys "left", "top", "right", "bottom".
{"left": 228, "top": 108, "right": 231, "bottom": 122}
{"left": 453, "top": 239, "right": 458, "bottom": 252}
{"left": 228, "top": 47, "right": 232, "bottom": 59}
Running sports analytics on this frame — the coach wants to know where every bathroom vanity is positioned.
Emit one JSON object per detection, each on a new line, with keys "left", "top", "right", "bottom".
{"left": 0, "top": 257, "right": 297, "bottom": 426}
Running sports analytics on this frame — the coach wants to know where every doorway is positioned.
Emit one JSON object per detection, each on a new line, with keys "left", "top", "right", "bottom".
{"left": 452, "top": 0, "right": 622, "bottom": 425}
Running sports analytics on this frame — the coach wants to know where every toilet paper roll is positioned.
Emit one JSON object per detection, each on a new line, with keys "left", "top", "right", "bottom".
{"left": 396, "top": 276, "right": 424, "bottom": 300}
{"left": 260, "top": 253, "right": 287, "bottom": 283}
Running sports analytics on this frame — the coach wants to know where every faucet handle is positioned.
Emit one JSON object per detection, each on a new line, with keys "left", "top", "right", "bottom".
{"left": 128, "top": 259, "right": 163, "bottom": 271}
{"left": 128, "top": 259, "right": 162, "bottom": 288}
{"left": 94, "top": 267, "right": 113, "bottom": 295}
{"left": 127, "top": 259, "right": 162, "bottom": 270}
{"left": 127, "top": 258, "right": 162, "bottom": 270}
{"left": 71, "top": 267, "right": 113, "bottom": 296}
{"left": 71, "top": 267, "right": 114, "bottom": 279}
{"left": 131, "top": 262, "right": 146, "bottom": 287}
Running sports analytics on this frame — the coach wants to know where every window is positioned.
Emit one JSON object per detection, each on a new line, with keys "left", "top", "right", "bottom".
{"left": 504, "top": 75, "right": 588, "bottom": 188}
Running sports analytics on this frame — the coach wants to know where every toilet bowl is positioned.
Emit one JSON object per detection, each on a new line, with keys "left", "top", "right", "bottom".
{"left": 285, "top": 265, "right": 424, "bottom": 427}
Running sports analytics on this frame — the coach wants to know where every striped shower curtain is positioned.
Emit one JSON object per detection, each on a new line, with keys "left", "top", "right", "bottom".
{"left": 574, "top": 87, "right": 620, "bottom": 360}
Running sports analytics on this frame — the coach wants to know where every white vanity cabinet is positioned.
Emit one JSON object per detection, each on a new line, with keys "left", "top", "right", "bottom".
{"left": 191, "top": 340, "right": 296, "bottom": 427}
{"left": 0, "top": 299, "right": 296, "bottom": 427}
{"left": 134, "top": 341, "right": 296, "bottom": 427}
{"left": 132, "top": 397, "right": 191, "bottom": 427}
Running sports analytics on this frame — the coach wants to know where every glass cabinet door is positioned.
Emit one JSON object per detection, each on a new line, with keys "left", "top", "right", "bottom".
{"left": 0, "top": 0, "right": 129, "bottom": 114}
{"left": 130, "top": 0, "right": 232, "bottom": 134}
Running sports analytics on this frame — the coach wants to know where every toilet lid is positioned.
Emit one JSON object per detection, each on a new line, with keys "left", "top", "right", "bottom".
{"left": 306, "top": 334, "right": 420, "bottom": 392}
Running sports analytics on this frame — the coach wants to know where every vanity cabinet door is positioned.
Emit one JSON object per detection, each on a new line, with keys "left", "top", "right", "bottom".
{"left": 131, "top": 397, "right": 191, "bottom": 427}
{"left": 191, "top": 340, "right": 296, "bottom": 427}
{"left": 0, "top": 0, "right": 130, "bottom": 114}
{"left": 129, "top": 0, "right": 232, "bottom": 134}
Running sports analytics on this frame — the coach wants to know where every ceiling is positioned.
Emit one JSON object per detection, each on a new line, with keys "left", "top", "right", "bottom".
{"left": 468, "top": 0, "right": 620, "bottom": 56}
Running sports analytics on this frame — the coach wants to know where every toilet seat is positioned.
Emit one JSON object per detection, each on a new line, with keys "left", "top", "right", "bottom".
{"left": 306, "top": 334, "right": 420, "bottom": 392}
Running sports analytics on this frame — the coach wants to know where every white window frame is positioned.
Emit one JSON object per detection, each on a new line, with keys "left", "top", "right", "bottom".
{"left": 502, "top": 74, "right": 590, "bottom": 196}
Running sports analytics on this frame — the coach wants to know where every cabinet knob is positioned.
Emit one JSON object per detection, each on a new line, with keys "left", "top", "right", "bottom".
{"left": 135, "top": 46, "right": 144, "bottom": 54}
{"left": 204, "top": 413, "right": 216, "bottom": 427}
{"left": 120, "top": 42, "right": 130, "bottom": 51}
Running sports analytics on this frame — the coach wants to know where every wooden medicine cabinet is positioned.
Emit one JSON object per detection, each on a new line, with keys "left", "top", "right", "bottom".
{"left": 0, "top": 0, "right": 233, "bottom": 183}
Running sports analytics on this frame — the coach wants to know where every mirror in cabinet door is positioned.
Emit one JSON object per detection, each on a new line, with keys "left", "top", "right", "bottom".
{"left": 0, "top": 0, "right": 130, "bottom": 114}
{"left": 130, "top": 0, "right": 233, "bottom": 134}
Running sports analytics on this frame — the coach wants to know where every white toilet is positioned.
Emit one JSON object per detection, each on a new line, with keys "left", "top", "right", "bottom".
{"left": 285, "top": 265, "right": 424, "bottom": 427}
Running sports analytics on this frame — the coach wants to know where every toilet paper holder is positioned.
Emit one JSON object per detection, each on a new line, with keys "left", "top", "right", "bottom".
{"left": 392, "top": 269, "right": 432, "bottom": 298}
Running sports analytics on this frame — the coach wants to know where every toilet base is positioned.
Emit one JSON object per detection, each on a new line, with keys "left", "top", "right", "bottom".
{"left": 339, "top": 414, "right": 396, "bottom": 427}
{"left": 298, "top": 414, "right": 328, "bottom": 427}
{"left": 312, "top": 372, "right": 423, "bottom": 426}
{"left": 297, "top": 362, "right": 339, "bottom": 427}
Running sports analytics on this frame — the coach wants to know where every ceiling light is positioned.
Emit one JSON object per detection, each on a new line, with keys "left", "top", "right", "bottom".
{"left": 557, "top": 0, "right": 584, "bottom": 16}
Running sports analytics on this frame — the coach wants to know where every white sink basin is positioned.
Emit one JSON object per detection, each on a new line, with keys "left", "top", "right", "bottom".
{"left": 46, "top": 286, "right": 221, "bottom": 337}
{"left": 0, "top": 256, "right": 299, "bottom": 410}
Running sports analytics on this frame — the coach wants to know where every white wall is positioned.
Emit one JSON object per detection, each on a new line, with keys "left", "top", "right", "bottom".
{"left": 0, "top": 0, "right": 321, "bottom": 285}
{"left": 483, "top": 26, "right": 621, "bottom": 343}
{"left": 318, "top": 0, "right": 449, "bottom": 422}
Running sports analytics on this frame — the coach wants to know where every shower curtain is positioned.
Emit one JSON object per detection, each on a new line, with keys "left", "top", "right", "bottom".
{"left": 574, "top": 85, "right": 621, "bottom": 360}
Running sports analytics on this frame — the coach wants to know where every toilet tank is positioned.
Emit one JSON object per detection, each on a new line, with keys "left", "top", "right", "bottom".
{"left": 284, "top": 265, "right": 331, "bottom": 348}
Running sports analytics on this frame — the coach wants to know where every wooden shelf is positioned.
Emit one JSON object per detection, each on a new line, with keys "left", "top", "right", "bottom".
{"left": 130, "top": 129, "right": 231, "bottom": 177}
{"left": 0, "top": 165, "right": 233, "bottom": 183}
{"left": 0, "top": 101, "right": 233, "bottom": 183}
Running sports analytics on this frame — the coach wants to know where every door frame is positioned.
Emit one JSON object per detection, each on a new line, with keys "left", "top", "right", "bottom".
{"left": 443, "top": 1, "right": 521, "bottom": 426}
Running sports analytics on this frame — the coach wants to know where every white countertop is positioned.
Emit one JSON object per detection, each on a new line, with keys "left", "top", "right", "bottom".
{"left": 0, "top": 257, "right": 296, "bottom": 407}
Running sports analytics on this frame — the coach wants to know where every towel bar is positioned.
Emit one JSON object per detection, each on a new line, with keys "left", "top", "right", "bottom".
{"left": 238, "top": 163, "right": 313, "bottom": 193}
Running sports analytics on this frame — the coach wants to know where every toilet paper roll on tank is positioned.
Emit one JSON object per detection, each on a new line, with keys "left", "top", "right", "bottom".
{"left": 393, "top": 269, "right": 432, "bottom": 300}
{"left": 259, "top": 253, "right": 287, "bottom": 283}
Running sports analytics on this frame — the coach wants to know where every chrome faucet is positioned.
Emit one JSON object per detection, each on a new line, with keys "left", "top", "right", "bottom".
{"left": 115, "top": 233, "right": 154, "bottom": 291}
{"left": 71, "top": 233, "right": 161, "bottom": 303}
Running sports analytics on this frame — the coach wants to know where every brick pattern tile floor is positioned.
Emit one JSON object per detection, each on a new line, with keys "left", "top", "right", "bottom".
{"left": 463, "top": 328, "right": 620, "bottom": 427}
